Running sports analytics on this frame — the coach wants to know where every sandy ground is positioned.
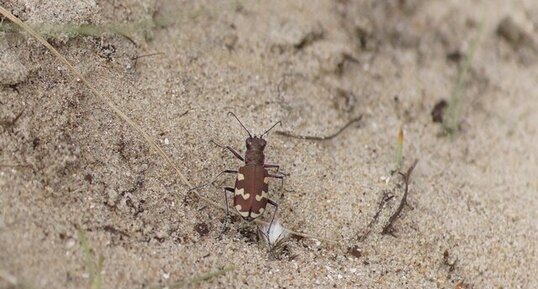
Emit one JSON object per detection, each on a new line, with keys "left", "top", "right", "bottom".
{"left": 1, "top": 0, "right": 537, "bottom": 288}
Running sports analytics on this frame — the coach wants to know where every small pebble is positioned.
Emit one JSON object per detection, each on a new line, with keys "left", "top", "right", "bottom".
{"left": 0, "top": 42, "right": 28, "bottom": 85}
{"left": 65, "top": 237, "right": 76, "bottom": 249}
{"left": 162, "top": 271, "right": 170, "bottom": 279}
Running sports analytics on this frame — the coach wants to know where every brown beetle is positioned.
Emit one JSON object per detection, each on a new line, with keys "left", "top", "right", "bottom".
{"left": 210, "top": 112, "right": 284, "bottom": 230}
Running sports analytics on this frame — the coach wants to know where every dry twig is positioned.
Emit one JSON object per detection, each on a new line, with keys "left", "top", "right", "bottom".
{"left": 382, "top": 159, "right": 418, "bottom": 235}
{"left": 276, "top": 115, "right": 362, "bottom": 141}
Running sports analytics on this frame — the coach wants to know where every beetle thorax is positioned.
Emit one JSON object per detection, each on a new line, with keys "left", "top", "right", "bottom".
{"left": 245, "top": 150, "right": 265, "bottom": 165}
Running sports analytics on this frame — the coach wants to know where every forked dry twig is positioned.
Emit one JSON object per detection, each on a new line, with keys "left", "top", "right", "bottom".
{"left": 382, "top": 159, "right": 418, "bottom": 234}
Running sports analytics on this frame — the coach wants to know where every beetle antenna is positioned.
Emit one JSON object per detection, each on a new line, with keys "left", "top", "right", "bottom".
{"left": 261, "top": 120, "right": 282, "bottom": 138}
{"left": 228, "top": 112, "right": 252, "bottom": 138}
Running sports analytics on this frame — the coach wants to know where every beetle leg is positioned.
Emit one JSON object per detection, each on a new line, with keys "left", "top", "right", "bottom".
{"left": 210, "top": 140, "right": 244, "bottom": 162}
{"left": 267, "top": 173, "right": 285, "bottom": 188}
{"left": 221, "top": 187, "right": 235, "bottom": 235}
{"left": 224, "top": 146, "right": 244, "bottom": 162}
{"left": 188, "top": 169, "right": 237, "bottom": 192}
{"left": 264, "top": 163, "right": 280, "bottom": 173}
{"left": 211, "top": 170, "right": 238, "bottom": 186}
{"left": 266, "top": 199, "right": 279, "bottom": 239}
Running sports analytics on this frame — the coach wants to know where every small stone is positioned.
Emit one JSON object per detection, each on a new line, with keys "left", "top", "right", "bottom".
{"left": 496, "top": 16, "right": 538, "bottom": 63}
{"left": 162, "top": 271, "right": 170, "bottom": 279}
{"left": 223, "top": 34, "right": 238, "bottom": 50}
{"left": 348, "top": 246, "right": 362, "bottom": 258}
{"left": 155, "top": 230, "right": 167, "bottom": 240}
{"left": 107, "top": 189, "right": 118, "bottom": 201}
{"left": 497, "top": 17, "right": 530, "bottom": 47}
{"left": 270, "top": 20, "right": 323, "bottom": 50}
{"left": 431, "top": 100, "right": 448, "bottom": 123}
{"left": 194, "top": 222, "right": 210, "bottom": 237}
{"left": 0, "top": 40, "right": 28, "bottom": 86}
{"left": 65, "top": 237, "right": 76, "bottom": 249}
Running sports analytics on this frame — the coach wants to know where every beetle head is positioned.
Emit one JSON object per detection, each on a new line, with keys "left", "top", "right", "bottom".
{"left": 246, "top": 136, "right": 266, "bottom": 151}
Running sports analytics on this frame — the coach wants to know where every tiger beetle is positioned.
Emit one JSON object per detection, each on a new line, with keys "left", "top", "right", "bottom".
{"left": 201, "top": 112, "right": 285, "bottom": 235}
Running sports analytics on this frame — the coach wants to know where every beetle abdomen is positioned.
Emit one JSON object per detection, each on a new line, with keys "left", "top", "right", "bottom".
{"left": 233, "top": 165, "right": 269, "bottom": 220}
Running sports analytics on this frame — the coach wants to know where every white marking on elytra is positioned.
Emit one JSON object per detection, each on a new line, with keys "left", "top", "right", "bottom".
{"left": 251, "top": 208, "right": 265, "bottom": 218}
{"left": 235, "top": 188, "right": 244, "bottom": 195}
{"left": 237, "top": 173, "right": 244, "bottom": 181}
{"left": 256, "top": 191, "right": 267, "bottom": 201}
{"left": 263, "top": 177, "right": 269, "bottom": 184}
{"left": 235, "top": 204, "right": 249, "bottom": 218}
{"left": 235, "top": 188, "right": 249, "bottom": 200}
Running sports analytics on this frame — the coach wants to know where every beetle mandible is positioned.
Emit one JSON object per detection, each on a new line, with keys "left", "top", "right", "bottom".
{"left": 210, "top": 112, "right": 284, "bottom": 231}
